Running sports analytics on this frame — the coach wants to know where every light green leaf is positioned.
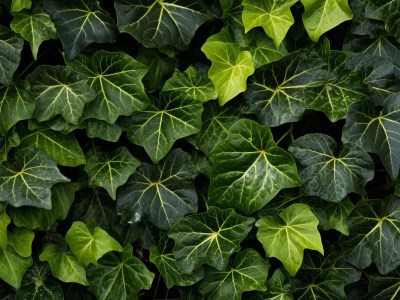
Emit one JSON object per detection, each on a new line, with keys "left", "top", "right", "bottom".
{"left": 209, "top": 119, "right": 300, "bottom": 214}
{"left": 10, "top": 0, "right": 31, "bottom": 12}
{"left": 342, "top": 94, "right": 400, "bottom": 180}
{"left": 125, "top": 91, "right": 203, "bottom": 163}
{"left": 201, "top": 27, "right": 254, "bottom": 105}
{"left": 10, "top": 2, "right": 57, "bottom": 59}
{"left": 85, "top": 119, "right": 122, "bottom": 142}
{"left": 0, "top": 247, "right": 32, "bottom": 289}
{"left": 256, "top": 203, "right": 324, "bottom": 276}
{"left": 39, "top": 244, "right": 88, "bottom": 285}
{"left": 115, "top": 0, "right": 209, "bottom": 50}
{"left": 0, "top": 130, "right": 20, "bottom": 164}
{"left": 301, "top": 0, "right": 353, "bottom": 42}
{"left": 43, "top": 0, "right": 117, "bottom": 59}
{"left": 0, "top": 210, "right": 10, "bottom": 250}
{"left": 288, "top": 133, "right": 374, "bottom": 202}
{"left": 325, "top": 199, "right": 354, "bottom": 235}
{"left": 65, "top": 221, "right": 123, "bottom": 267}
{"left": 7, "top": 227, "right": 34, "bottom": 257}
{"left": 0, "top": 147, "right": 69, "bottom": 209}
{"left": 87, "top": 244, "right": 154, "bottom": 300}
{"left": 117, "top": 148, "right": 198, "bottom": 230}
{"left": 0, "top": 25, "right": 23, "bottom": 85}
{"left": 85, "top": 147, "right": 140, "bottom": 200}
{"left": 27, "top": 65, "right": 96, "bottom": 125}
{"left": 199, "top": 249, "right": 269, "bottom": 300}
{"left": 168, "top": 206, "right": 254, "bottom": 273}
{"left": 242, "top": 0, "right": 298, "bottom": 47}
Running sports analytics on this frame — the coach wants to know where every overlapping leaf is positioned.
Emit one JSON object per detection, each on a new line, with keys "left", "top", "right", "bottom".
{"left": 0, "top": 130, "right": 19, "bottom": 164}
{"left": 366, "top": 271, "right": 400, "bottom": 299}
{"left": 7, "top": 228, "right": 34, "bottom": 258}
{"left": 325, "top": 199, "right": 354, "bottom": 235}
{"left": 85, "top": 120, "right": 122, "bottom": 142}
{"left": 0, "top": 210, "right": 10, "bottom": 250}
{"left": 0, "top": 247, "right": 32, "bottom": 289}
{"left": 365, "top": 0, "right": 400, "bottom": 42}
{"left": 10, "top": 0, "right": 31, "bottom": 12}
{"left": 0, "top": 25, "right": 23, "bottom": 85}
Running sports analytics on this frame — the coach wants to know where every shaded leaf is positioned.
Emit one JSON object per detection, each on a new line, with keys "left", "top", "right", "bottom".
{"left": 0, "top": 247, "right": 32, "bottom": 289}
{"left": 85, "top": 119, "right": 122, "bottom": 142}
{"left": 366, "top": 270, "right": 400, "bottom": 300}
{"left": 0, "top": 129, "right": 20, "bottom": 164}
{"left": 325, "top": 199, "right": 354, "bottom": 235}
{"left": 365, "top": 0, "right": 400, "bottom": 42}
{"left": 0, "top": 25, "right": 23, "bottom": 85}
{"left": 7, "top": 227, "right": 34, "bottom": 257}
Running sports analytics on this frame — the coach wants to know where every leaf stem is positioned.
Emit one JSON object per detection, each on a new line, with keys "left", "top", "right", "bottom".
{"left": 276, "top": 123, "right": 294, "bottom": 145}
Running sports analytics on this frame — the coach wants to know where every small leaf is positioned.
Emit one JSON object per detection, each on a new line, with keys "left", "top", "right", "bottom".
{"left": 0, "top": 247, "right": 33, "bottom": 289}
{"left": 10, "top": 0, "right": 31, "bottom": 12}
{"left": 0, "top": 25, "right": 23, "bottom": 85}
{"left": 7, "top": 227, "right": 34, "bottom": 257}
{"left": 85, "top": 119, "right": 122, "bottom": 142}
{"left": 256, "top": 203, "right": 324, "bottom": 276}
{"left": 0, "top": 130, "right": 20, "bottom": 164}
{"left": 325, "top": 199, "right": 354, "bottom": 235}
{"left": 168, "top": 206, "right": 254, "bottom": 273}
{"left": 0, "top": 210, "right": 10, "bottom": 250}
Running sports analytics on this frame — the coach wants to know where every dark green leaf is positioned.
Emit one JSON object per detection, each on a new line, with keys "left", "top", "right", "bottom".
{"left": 124, "top": 221, "right": 157, "bottom": 249}
{"left": 366, "top": 270, "right": 400, "bottom": 300}
{"left": 7, "top": 227, "right": 34, "bottom": 257}
{"left": 0, "top": 25, "right": 23, "bottom": 85}
{"left": 85, "top": 119, "right": 122, "bottom": 142}
{"left": 365, "top": 0, "right": 400, "bottom": 42}
{"left": 65, "top": 284, "right": 96, "bottom": 300}
{"left": 0, "top": 247, "right": 32, "bottom": 289}
{"left": 262, "top": 268, "right": 293, "bottom": 300}
{"left": 0, "top": 129, "right": 20, "bottom": 164}
{"left": 325, "top": 199, "right": 354, "bottom": 235}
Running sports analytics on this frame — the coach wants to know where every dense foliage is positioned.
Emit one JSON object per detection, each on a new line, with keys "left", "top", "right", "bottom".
{"left": 0, "top": 0, "right": 399, "bottom": 299}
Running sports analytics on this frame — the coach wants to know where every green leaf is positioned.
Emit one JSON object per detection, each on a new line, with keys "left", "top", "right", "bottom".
{"left": 209, "top": 119, "right": 300, "bottom": 214}
{"left": 87, "top": 244, "right": 154, "bottom": 300}
{"left": 199, "top": 249, "right": 270, "bottom": 299}
{"left": 10, "top": 0, "right": 31, "bottom": 12}
{"left": 288, "top": 133, "right": 374, "bottom": 202}
{"left": 0, "top": 130, "right": 20, "bottom": 164}
{"left": 168, "top": 206, "right": 254, "bottom": 273}
{"left": 149, "top": 235, "right": 204, "bottom": 288}
{"left": 0, "top": 247, "right": 32, "bottom": 289}
{"left": 0, "top": 210, "right": 10, "bottom": 250}
{"left": 366, "top": 270, "right": 400, "bottom": 300}
{"left": 65, "top": 221, "right": 123, "bottom": 267}
{"left": 7, "top": 227, "right": 34, "bottom": 257}
{"left": 342, "top": 95, "right": 400, "bottom": 180}
{"left": 85, "top": 119, "right": 122, "bottom": 142}
{"left": 85, "top": 147, "right": 140, "bottom": 200}
{"left": 341, "top": 196, "right": 400, "bottom": 274}
{"left": 0, "top": 25, "right": 23, "bottom": 85}
{"left": 43, "top": 0, "right": 117, "bottom": 59}
{"left": 0, "top": 147, "right": 69, "bottom": 209}
{"left": 69, "top": 50, "right": 149, "bottom": 124}
{"left": 115, "top": 0, "right": 209, "bottom": 50}
{"left": 201, "top": 27, "right": 254, "bottom": 105}
{"left": 117, "top": 148, "right": 198, "bottom": 230}
{"left": 125, "top": 91, "right": 203, "bottom": 163}
{"left": 10, "top": 2, "right": 57, "bottom": 59}
{"left": 39, "top": 244, "right": 88, "bottom": 285}
{"left": 262, "top": 268, "right": 293, "bottom": 300}
{"left": 301, "top": 0, "right": 353, "bottom": 42}
{"left": 325, "top": 199, "right": 354, "bottom": 235}
{"left": 256, "top": 203, "right": 324, "bottom": 276}
{"left": 365, "top": 0, "right": 400, "bottom": 42}
{"left": 27, "top": 65, "right": 96, "bottom": 125}
{"left": 242, "top": 0, "right": 298, "bottom": 47}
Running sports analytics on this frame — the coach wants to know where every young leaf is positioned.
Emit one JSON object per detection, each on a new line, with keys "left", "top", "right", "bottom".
{"left": 0, "top": 130, "right": 20, "bottom": 164}
{"left": 0, "top": 210, "right": 10, "bottom": 250}
{"left": 87, "top": 244, "right": 154, "bottom": 300}
{"left": 85, "top": 147, "right": 140, "bottom": 200}
{"left": 0, "top": 147, "right": 69, "bottom": 209}
{"left": 43, "top": 0, "right": 117, "bottom": 59}
{"left": 7, "top": 227, "right": 34, "bottom": 257}
{"left": 0, "top": 25, "right": 23, "bottom": 85}
{"left": 209, "top": 119, "right": 300, "bottom": 214}
{"left": 168, "top": 206, "right": 254, "bottom": 273}
{"left": 117, "top": 148, "right": 198, "bottom": 230}
{"left": 256, "top": 203, "right": 323, "bottom": 276}
{"left": 199, "top": 249, "right": 270, "bottom": 300}
{"left": 0, "top": 247, "right": 33, "bottom": 289}
{"left": 10, "top": 0, "right": 31, "bottom": 12}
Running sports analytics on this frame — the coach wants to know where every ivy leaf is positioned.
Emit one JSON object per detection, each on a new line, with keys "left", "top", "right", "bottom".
{"left": 0, "top": 247, "right": 32, "bottom": 289}
{"left": 262, "top": 268, "right": 293, "bottom": 300}
{"left": 256, "top": 203, "right": 324, "bottom": 276}
{"left": 341, "top": 196, "right": 400, "bottom": 274}
{"left": 0, "top": 147, "right": 69, "bottom": 209}
{"left": 149, "top": 235, "right": 204, "bottom": 288}
{"left": 85, "top": 147, "right": 140, "bottom": 200}
{"left": 85, "top": 119, "right": 122, "bottom": 143}
{"left": 43, "top": 0, "right": 117, "bottom": 59}
{"left": 209, "top": 119, "right": 300, "bottom": 214}
{"left": 69, "top": 51, "right": 149, "bottom": 124}
{"left": 115, "top": 0, "right": 208, "bottom": 50}
{"left": 125, "top": 91, "right": 203, "bottom": 163}
{"left": 39, "top": 244, "right": 88, "bottom": 285}
{"left": 0, "top": 25, "right": 23, "bottom": 85}
{"left": 366, "top": 270, "right": 400, "bottom": 300}
{"left": 117, "top": 148, "right": 198, "bottom": 230}
{"left": 87, "top": 244, "right": 154, "bottom": 300}
{"left": 342, "top": 95, "right": 400, "bottom": 180}
{"left": 0, "top": 130, "right": 20, "bottom": 164}
{"left": 7, "top": 227, "right": 34, "bottom": 257}
{"left": 301, "top": 0, "right": 353, "bottom": 42}
{"left": 325, "top": 199, "right": 354, "bottom": 235}
{"left": 199, "top": 249, "right": 270, "bottom": 300}
{"left": 201, "top": 27, "right": 254, "bottom": 105}
{"left": 365, "top": 0, "right": 400, "bottom": 42}
{"left": 10, "top": 2, "right": 57, "bottom": 59}
{"left": 65, "top": 221, "right": 123, "bottom": 267}
{"left": 168, "top": 206, "right": 254, "bottom": 273}
{"left": 0, "top": 210, "right": 10, "bottom": 250}
{"left": 27, "top": 65, "right": 96, "bottom": 125}
{"left": 10, "top": 0, "right": 31, "bottom": 12}
{"left": 288, "top": 133, "right": 374, "bottom": 202}
{"left": 242, "top": 0, "right": 298, "bottom": 47}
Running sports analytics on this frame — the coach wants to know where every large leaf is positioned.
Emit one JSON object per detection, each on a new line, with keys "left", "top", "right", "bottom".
{"left": 0, "top": 147, "right": 69, "bottom": 209}
{"left": 209, "top": 119, "right": 300, "bottom": 214}
{"left": 124, "top": 91, "right": 203, "bottom": 163}
{"left": 199, "top": 249, "right": 270, "bottom": 300}
{"left": 0, "top": 25, "right": 23, "bottom": 85}
{"left": 366, "top": 270, "right": 400, "bottom": 300}
{"left": 43, "top": 0, "right": 117, "bottom": 59}
{"left": 256, "top": 203, "right": 324, "bottom": 276}
{"left": 69, "top": 51, "right": 149, "bottom": 124}
{"left": 168, "top": 206, "right": 254, "bottom": 273}
{"left": 0, "top": 210, "right": 10, "bottom": 250}
{"left": 10, "top": 2, "right": 57, "bottom": 59}
{"left": 85, "top": 147, "right": 140, "bottom": 200}
{"left": 27, "top": 65, "right": 95, "bottom": 125}
{"left": 341, "top": 196, "right": 400, "bottom": 274}
{"left": 342, "top": 94, "right": 400, "bottom": 180}
{"left": 117, "top": 148, "right": 198, "bottom": 230}
{"left": 0, "top": 247, "right": 32, "bottom": 289}
{"left": 87, "top": 244, "right": 154, "bottom": 300}
{"left": 7, "top": 228, "right": 34, "bottom": 257}
{"left": 0, "top": 130, "right": 20, "bottom": 164}
{"left": 289, "top": 133, "right": 374, "bottom": 202}
{"left": 115, "top": 0, "right": 208, "bottom": 50}
{"left": 201, "top": 27, "right": 254, "bottom": 105}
